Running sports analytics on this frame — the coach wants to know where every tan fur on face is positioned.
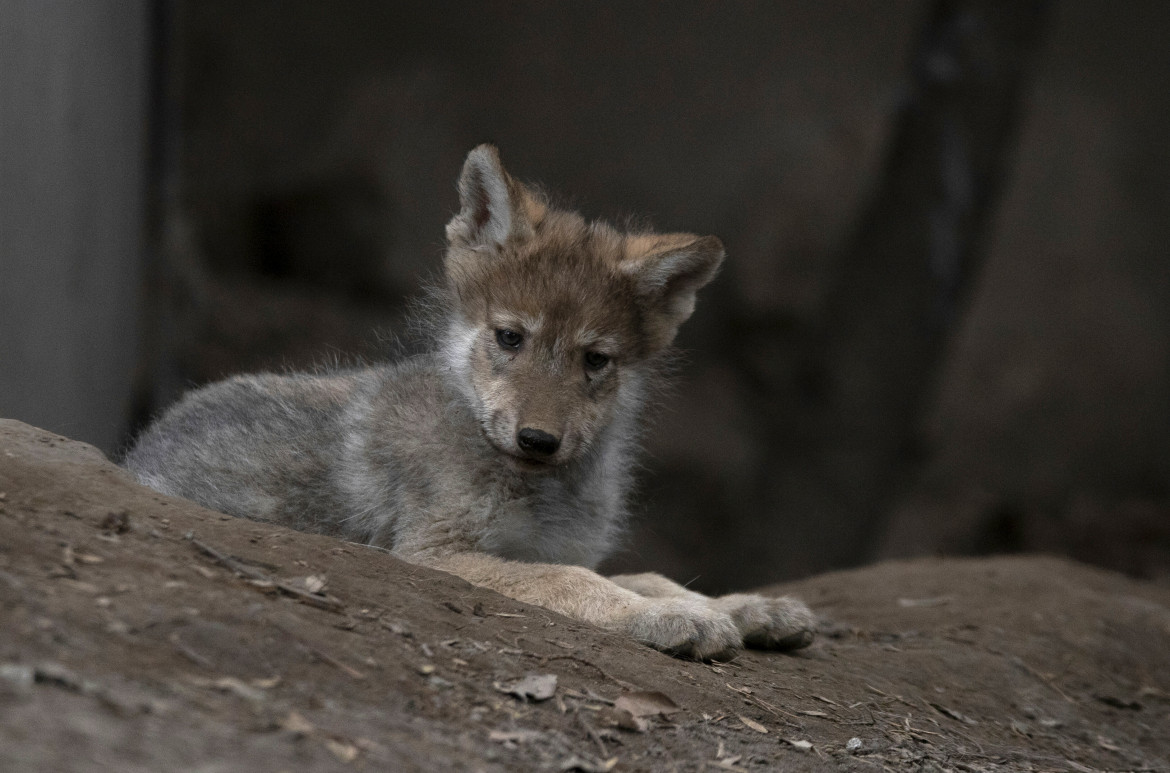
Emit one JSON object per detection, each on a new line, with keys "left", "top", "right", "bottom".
{"left": 442, "top": 146, "right": 725, "bottom": 467}
{"left": 454, "top": 214, "right": 641, "bottom": 464}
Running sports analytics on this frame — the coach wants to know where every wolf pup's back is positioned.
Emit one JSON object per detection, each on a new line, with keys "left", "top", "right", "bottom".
{"left": 125, "top": 369, "right": 378, "bottom": 535}
{"left": 125, "top": 145, "right": 816, "bottom": 660}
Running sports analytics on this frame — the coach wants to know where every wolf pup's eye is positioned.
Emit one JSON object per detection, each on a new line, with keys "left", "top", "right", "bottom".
{"left": 584, "top": 351, "right": 610, "bottom": 371}
{"left": 496, "top": 329, "right": 523, "bottom": 350}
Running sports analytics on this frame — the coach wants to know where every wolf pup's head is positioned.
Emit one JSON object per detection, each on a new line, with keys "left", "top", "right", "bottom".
{"left": 441, "top": 145, "right": 724, "bottom": 472}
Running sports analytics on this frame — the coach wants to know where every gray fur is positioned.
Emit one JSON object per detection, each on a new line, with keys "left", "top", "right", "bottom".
{"left": 123, "top": 145, "right": 815, "bottom": 660}
{"left": 125, "top": 351, "right": 638, "bottom": 568}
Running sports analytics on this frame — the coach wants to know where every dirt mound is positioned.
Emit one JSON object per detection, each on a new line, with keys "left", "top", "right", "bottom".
{"left": 1, "top": 419, "right": 1168, "bottom": 772}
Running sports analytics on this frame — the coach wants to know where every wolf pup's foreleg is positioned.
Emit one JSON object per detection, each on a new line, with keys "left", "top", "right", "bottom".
{"left": 609, "top": 573, "right": 816, "bottom": 651}
{"left": 413, "top": 553, "right": 742, "bottom": 660}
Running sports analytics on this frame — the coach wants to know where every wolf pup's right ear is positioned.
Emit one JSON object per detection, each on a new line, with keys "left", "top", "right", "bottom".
{"left": 445, "top": 145, "right": 546, "bottom": 250}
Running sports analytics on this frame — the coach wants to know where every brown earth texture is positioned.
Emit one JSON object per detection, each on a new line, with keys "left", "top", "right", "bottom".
{"left": 1, "top": 418, "right": 1168, "bottom": 772}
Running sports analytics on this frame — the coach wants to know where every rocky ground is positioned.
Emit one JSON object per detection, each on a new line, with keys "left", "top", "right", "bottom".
{"left": 1, "top": 418, "right": 1168, "bottom": 772}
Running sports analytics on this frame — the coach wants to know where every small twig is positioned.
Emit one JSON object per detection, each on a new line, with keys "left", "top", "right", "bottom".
{"left": 725, "top": 683, "right": 804, "bottom": 730}
{"left": 748, "top": 698, "right": 804, "bottom": 731}
{"left": 496, "top": 632, "right": 531, "bottom": 650}
{"left": 269, "top": 620, "right": 366, "bottom": 680}
{"left": 190, "top": 538, "right": 264, "bottom": 579}
{"left": 344, "top": 540, "right": 394, "bottom": 555}
{"left": 170, "top": 633, "right": 213, "bottom": 669}
{"left": 271, "top": 581, "right": 345, "bottom": 611}
{"left": 563, "top": 687, "right": 616, "bottom": 706}
{"left": 576, "top": 709, "right": 608, "bottom": 759}
{"left": 865, "top": 683, "right": 917, "bottom": 708}
{"left": 302, "top": 642, "right": 366, "bottom": 680}
{"left": 190, "top": 537, "right": 344, "bottom": 612}
{"left": 1010, "top": 654, "right": 1076, "bottom": 704}
{"left": 535, "top": 653, "right": 640, "bottom": 692}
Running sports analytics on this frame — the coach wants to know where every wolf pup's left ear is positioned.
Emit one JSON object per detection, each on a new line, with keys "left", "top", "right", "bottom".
{"left": 621, "top": 233, "right": 725, "bottom": 352}
{"left": 446, "top": 144, "right": 546, "bottom": 249}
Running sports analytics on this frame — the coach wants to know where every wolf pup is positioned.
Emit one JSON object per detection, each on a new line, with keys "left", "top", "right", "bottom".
{"left": 125, "top": 145, "right": 815, "bottom": 660}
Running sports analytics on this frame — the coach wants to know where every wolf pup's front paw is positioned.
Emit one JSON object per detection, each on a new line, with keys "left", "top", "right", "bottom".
{"left": 712, "top": 594, "right": 817, "bottom": 651}
{"left": 624, "top": 598, "right": 741, "bottom": 661}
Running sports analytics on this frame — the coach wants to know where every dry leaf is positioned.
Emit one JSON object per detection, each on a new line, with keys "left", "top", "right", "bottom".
{"left": 379, "top": 618, "right": 411, "bottom": 637}
{"left": 33, "top": 663, "right": 83, "bottom": 692}
{"left": 59, "top": 579, "right": 100, "bottom": 595}
{"left": 494, "top": 673, "right": 557, "bottom": 702}
{"left": 283, "top": 575, "right": 327, "bottom": 594}
{"left": 281, "top": 711, "right": 315, "bottom": 736}
{"left": 613, "top": 691, "right": 680, "bottom": 718}
{"left": 189, "top": 676, "right": 266, "bottom": 702}
{"left": 606, "top": 707, "right": 648, "bottom": 732}
{"left": 559, "top": 755, "right": 618, "bottom": 772}
{"left": 0, "top": 664, "right": 35, "bottom": 694}
{"left": 737, "top": 715, "right": 768, "bottom": 733}
{"left": 784, "top": 739, "right": 813, "bottom": 751}
{"left": 324, "top": 739, "right": 359, "bottom": 762}
{"left": 1095, "top": 694, "right": 1142, "bottom": 710}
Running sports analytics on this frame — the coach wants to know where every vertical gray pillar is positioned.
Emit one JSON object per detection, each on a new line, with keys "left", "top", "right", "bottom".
{"left": 0, "top": 1, "right": 149, "bottom": 454}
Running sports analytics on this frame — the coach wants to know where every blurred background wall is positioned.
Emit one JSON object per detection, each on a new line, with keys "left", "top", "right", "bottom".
{"left": 2, "top": 1, "right": 1167, "bottom": 590}
{"left": 0, "top": 0, "right": 149, "bottom": 454}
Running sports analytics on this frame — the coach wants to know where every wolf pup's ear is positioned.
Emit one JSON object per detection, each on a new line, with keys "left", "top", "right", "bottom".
{"left": 621, "top": 233, "right": 725, "bottom": 352}
{"left": 445, "top": 145, "right": 546, "bottom": 249}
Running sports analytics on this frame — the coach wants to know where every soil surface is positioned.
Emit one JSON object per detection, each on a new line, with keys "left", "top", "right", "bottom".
{"left": 2, "top": 418, "right": 1168, "bottom": 772}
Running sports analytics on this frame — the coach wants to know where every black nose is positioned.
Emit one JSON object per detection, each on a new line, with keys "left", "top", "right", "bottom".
{"left": 517, "top": 428, "right": 560, "bottom": 457}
